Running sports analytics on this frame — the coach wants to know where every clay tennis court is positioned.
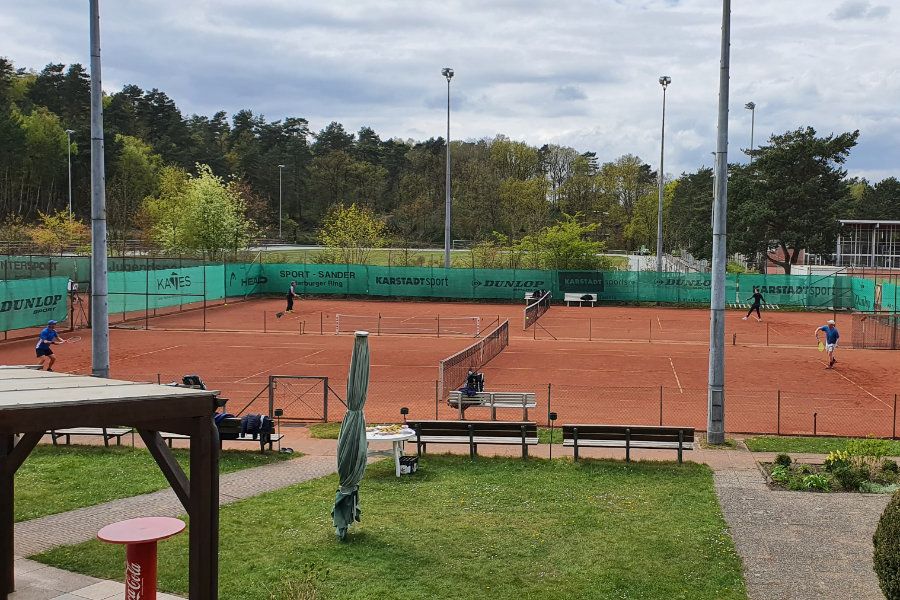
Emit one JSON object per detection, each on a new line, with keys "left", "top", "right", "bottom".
{"left": 1, "top": 297, "right": 896, "bottom": 438}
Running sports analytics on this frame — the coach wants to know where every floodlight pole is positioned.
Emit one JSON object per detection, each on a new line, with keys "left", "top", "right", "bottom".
{"left": 278, "top": 164, "right": 286, "bottom": 238}
{"left": 656, "top": 75, "right": 671, "bottom": 272}
{"left": 745, "top": 102, "right": 755, "bottom": 163}
{"left": 707, "top": 0, "right": 731, "bottom": 445}
{"left": 442, "top": 67, "right": 454, "bottom": 270}
{"left": 65, "top": 129, "right": 75, "bottom": 218}
{"left": 89, "top": 0, "right": 110, "bottom": 378}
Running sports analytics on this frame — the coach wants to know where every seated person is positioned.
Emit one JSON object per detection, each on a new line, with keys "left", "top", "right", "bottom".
{"left": 459, "top": 370, "right": 485, "bottom": 397}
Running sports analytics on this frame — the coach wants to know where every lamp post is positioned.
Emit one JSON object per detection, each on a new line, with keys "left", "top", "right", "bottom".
{"left": 277, "top": 164, "right": 286, "bottom": 238}
{"left": 65, "top": 129, "right": 75, "bottom": 218}
{"left": 656, "top": 75, "right": 671, "bottom": 272}
{"left": 441, "top": 67, "right": 454, "bottom": 269}
{"left": 744, "top": 102, "right": 755, "bottom": 163}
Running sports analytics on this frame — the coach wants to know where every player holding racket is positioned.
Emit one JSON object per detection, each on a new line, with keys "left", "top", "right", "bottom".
{"left": 285, "top": 281, "right": 299, "bottom": 313}
{"left": 35, "top": 320, "right": 67, "bottom": 371}
{"left": 815, "top": 319, "right": 839, "bottom": 369}
{"left": 742, "top": 287, "right": 766, "bottom": 322}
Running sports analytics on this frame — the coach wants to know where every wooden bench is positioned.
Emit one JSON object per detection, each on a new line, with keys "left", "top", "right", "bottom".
{"left": 49, "top": 427, "right": 132, "bottom": 447}
{"left": 160, "top": 417, "right": 283, "bottom": 453}
{"left": 406, "top": 420, "right": 538, "bottom": 458}
{"left": 447, "top": 391, "right": 536, "bottom": 420}
{"left": 564, "top": 293, "right": 596, "bottom": 306}
{"left": 562, "top": 424, "right": 694, "bottom": 464}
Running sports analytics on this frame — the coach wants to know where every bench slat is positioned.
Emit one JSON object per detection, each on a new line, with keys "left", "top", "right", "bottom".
{"left": 561, "top": 424, "right": 694, "bottom": 464}
{"left": 414, "top": 435, "right": 538, "bottom": 445}
{"left": 562, "top": 440, "right": 693, "bottom": 449}
{"left": 49, "top": 427, "right": 132, "bottom": 447}
{"left": 407, "top": 420, "right": 538, "bottom": 458}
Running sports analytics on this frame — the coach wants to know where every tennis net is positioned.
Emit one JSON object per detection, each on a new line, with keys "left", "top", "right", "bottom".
{"left": 851, "top": 312, "right": 899, "bottom": 349}
{"left": 335, "top": 313, "right": 480, "bottom": 337}
{"left": 439, "top": 319, "right": 509, "bottom": 399}
{"left": 523, "top": 291, "right": 551, "bottom": 330}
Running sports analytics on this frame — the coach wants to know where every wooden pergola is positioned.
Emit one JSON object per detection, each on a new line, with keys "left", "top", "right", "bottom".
{"left": 0, "top": 368, "right": 222, "bottom": 600}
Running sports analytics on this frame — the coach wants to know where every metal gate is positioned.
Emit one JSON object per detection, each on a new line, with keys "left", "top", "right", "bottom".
{"left": 268, "top": 375, "right": 337, "bottom": 423}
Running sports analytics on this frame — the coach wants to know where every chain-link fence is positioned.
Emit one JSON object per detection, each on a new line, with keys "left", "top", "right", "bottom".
{"left": 147, "top": 368, "right": 898, "bottom": 439}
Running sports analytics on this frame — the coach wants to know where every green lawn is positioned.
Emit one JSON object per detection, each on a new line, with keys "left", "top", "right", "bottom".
{"left": 15, "top": 444, "right": 296, "bottom": 522}
{"left": 34, "top": 455, "right": 746, "bottom": 600}
{"left": 310, "top": 423, "right": 565, "bottom": 444}
{"left": 744, "top": 436, "right": 900, "bottom": 455}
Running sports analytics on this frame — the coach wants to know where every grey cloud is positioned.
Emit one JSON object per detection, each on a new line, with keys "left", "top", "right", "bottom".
{"left": 830, "top": 1, "right": 890, "bottom": 20}
{"left": 555, "top": 85, "right": 588, "bottom": 101}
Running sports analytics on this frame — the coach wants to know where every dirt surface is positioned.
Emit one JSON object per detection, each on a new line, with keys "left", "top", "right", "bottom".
{"left": 1, "top": 298, "right": 895, "bottom": 435}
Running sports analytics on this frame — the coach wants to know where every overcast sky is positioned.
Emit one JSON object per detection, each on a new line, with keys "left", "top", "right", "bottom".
{"left": 3, "top": 1, "right": 898, "bottom": 181}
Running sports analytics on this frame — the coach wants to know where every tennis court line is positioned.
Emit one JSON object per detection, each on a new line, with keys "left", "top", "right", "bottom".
{"left": 233, "top": 349, "right": 325, "bottom": 384}
{"left": 829, "top": 367, "right": 892, "bottom": 409}
{"left": 657, "top": 315, "right": 663, "bottom": 330}
{"left": 668, "top": 357, "right": 683, "bottom": 393}
{"left": 125, "top": 345, "right": 184, "bottom": 359}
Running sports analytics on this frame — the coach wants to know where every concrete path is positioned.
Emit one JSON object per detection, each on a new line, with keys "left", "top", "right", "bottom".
{"left": 10, "top": 430, "right": 893, "bottom": 600}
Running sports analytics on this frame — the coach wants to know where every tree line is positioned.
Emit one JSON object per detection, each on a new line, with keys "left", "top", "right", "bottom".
{"left": 2, "top": 59, "right": 898, "bottom": 272}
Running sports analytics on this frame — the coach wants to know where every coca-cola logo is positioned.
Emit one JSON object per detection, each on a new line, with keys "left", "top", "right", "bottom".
{"left": 126, "top": 561, "right": 143, "bottom": 600}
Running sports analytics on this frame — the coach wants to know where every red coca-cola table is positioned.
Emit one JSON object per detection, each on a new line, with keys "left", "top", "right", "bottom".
{"left": 98, "top": 517, "right": 186, "bottom": 600}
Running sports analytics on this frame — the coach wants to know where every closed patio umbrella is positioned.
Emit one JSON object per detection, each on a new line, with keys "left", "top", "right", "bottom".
{"left": 331, "top": 330, "right": 370, "bottom": 540}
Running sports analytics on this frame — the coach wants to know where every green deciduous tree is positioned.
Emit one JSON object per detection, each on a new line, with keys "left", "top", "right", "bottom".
{"left": 318, "top": 203, "right": 388, "bottom": 265}
{"left": 107, "top": 134, "right": 162, "bottom": 245}
{"left": 513, "top": 214, "right": 605, "bottom": 270}
{"left": 667, "top": 168, "right": 715, "bottom": 259}
{"left": 141, "top": 164, "right": 254, "bottom": 258}
{"left": 29, "top": 209, "right": 89, "bottom": 253}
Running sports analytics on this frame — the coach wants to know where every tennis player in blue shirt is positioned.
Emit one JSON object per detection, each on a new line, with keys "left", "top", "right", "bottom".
{"left": 35, "top": 320, "right": 67, "bottom": 371}
{"left": 815, "top": 319, "right": 839, "bottom": 369}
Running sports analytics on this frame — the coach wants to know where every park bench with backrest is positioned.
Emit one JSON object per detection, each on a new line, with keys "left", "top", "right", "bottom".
{"left": 406, "top": 419, "right": 538, "bottom": 458}
{"left": 160, "top": 416, "right": 282, "bottom": 453}
{"left": 564, "top": 293, "right": 596, "bottom": 306}
{"left": 562, "top": 424, "right": 694, "bottom": 464}
{"left": 447, "top": 390, "right": 536, "bottom": 420}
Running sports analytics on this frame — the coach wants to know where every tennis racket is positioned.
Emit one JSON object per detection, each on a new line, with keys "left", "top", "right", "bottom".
{"left": 817, "top": 340, "right": 825, "bottom": 352}
{"left": 66, "top": 336, "right": 82, "bottom": 343}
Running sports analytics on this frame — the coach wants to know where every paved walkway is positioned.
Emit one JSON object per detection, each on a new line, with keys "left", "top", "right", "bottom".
{"left": 10, "top": 430, "right": 892, "bottom": 600}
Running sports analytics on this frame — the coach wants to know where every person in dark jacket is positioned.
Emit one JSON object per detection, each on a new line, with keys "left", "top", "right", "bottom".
{"left": 742, "top": 288, "right": 766, "bottom": 322}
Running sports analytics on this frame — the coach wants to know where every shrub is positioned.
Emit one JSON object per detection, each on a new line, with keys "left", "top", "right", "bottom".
{"left": 774, "top": 453, "right": 792, "bottom": 467}
{"left": 833, "top": 465, "right": 868, "bottom": 491}
{"left": 883, "top": 459, "right": 899, "bottom": 474}
{"left": 874, "top": 490, "right": 900, "bottom": 599}
{"left": 786, "top": 477, "right": 806, "bottom": 491}
{"left": 825, "top": 450, "right": 851, "bottom": 472}
{"left": 769, "top": 465, "right": 789, "bottom": 484}
{"left": 802, "top": 473, "right": 830, "bottom": 492}
{"left": 846, "top": 437, "right": 892, "bottom": 476}
{"left": 861, "top": 482, "right": 900, "bottom": 494}
{"left": 797, "top": 463, "right": 812, "bottom": 475}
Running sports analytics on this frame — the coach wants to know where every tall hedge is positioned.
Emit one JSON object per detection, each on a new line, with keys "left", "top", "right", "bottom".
{"left": 874, "top": 489, "right": 900, "bottom": 599}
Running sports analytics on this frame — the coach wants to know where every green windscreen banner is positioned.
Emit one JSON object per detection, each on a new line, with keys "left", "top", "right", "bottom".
{"left": 879, "top": 281, "right": 899, "bottom": 313}
{"left": 0, "top": 277, "right": 68, "bottom": 330}
{"left": 108, "top": 266, "right": 210, "bottom": 313}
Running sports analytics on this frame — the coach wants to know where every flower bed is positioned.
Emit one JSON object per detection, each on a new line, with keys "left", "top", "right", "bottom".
{"left": 760, "top": 437, "right": 900, "bottom": 493}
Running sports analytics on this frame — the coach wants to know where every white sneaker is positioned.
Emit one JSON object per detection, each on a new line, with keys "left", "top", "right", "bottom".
{"left": 757, "top": 318, "right": 762, "bottom": 322}
{"left": 742, "top": 317, "right": 747, "bottom": 320}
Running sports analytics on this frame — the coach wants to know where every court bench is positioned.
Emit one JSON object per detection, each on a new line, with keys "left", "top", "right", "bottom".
{"left": 447, "top": 390, "right": 537, "bottom": 420}
{"left": 49, "top": 427, "right": 132, "bottom": 447}
{"left": 160, "top": 417, "right": 283, "bottom": 453}
{"left": 562, "top": 424, "right": 694, "bottom": 464}
{"left": 407, "top": 420, "right": 538, "bottom": 458}
{"left": 564, "top": 293, "right": 596, "bottom": 306}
